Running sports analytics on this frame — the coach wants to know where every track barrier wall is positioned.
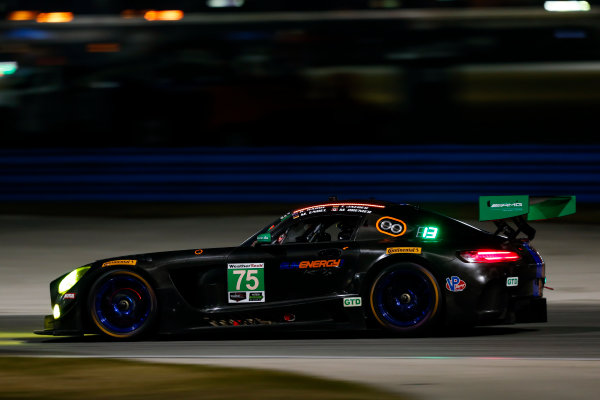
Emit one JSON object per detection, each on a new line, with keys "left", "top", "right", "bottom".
{"left": 1, "top": 145, "right": 598, "bottom": 204}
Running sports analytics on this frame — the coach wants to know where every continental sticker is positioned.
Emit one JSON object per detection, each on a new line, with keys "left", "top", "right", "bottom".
{"left": 386, "top": 247, "right": 422, "bottom": 255}
{"left": 102, "top": 259, "right": 137, "bottom": 267}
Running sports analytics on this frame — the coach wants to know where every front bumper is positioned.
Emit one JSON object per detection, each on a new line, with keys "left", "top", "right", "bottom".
{"left": 34, "top": 314, "right": 85, "bottom": 337}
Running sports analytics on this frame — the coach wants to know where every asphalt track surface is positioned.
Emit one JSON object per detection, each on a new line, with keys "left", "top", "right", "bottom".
{"left": 1, "top": 214, "right": 599, "bottom": 400}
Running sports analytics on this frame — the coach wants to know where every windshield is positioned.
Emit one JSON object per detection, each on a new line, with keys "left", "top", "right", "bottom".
{"left": 240, "top": 212, "right": 292, "bottom": 247}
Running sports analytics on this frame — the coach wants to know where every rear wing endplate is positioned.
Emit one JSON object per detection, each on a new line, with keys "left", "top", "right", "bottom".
{"left": 479, "top": 195, "right": 576, "bottom": 240}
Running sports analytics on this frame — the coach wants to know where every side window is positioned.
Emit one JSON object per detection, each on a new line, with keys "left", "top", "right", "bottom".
{"left": 278, "top": 216, "right": 361, "bottom": 244}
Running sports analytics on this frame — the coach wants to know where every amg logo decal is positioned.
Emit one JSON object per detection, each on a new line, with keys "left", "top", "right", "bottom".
{"left": 489, "top": 202, "right": 523, "bottom": 208}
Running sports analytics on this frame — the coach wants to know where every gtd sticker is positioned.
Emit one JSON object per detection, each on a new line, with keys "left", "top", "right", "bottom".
{"left": 506, "top": 277, "right": 519, "bottom": 287}
{"left": 446, "top": 276, "right": 466, "bottom": 292}
{"left": 376, "top": 216, "right": 407, "bottom": 237}
{"left": 343, "top": 297, "right": 362, "bottom": 307}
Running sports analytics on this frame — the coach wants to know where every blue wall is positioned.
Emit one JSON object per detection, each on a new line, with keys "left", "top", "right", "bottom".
{"left": 1, "top": 145, "right": 598, "bottom": 203}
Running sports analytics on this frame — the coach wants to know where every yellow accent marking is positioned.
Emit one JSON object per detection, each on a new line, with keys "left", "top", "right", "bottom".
{"left": 102, "top": 259, "right": 137, "bottom": 267}
{"left": 386, "top": 247, "right": 422, "bottom": 254}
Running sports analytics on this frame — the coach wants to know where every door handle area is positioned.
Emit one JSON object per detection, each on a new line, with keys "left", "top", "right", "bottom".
{"left": 318, "top": 248, "right": 342, "bottom": 258}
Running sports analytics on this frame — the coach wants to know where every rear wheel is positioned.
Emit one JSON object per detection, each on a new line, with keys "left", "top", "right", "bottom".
{"left": 88, "top": 269, "right": 157, "bottom": 339}
{"left": 369, "top": 263, "right": 441, "bottom": 336}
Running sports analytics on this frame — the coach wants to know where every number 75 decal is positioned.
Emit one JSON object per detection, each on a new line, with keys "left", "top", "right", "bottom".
{"left": 231, "top": 269, "right": 260, "bottom": 290}
{"left": 227, "top": 263, "right": 265, "bottom": 303}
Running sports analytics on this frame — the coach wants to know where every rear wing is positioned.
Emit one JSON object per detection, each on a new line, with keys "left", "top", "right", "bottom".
{"left": 479, "top": 195, "right": 576, "bottom": 240}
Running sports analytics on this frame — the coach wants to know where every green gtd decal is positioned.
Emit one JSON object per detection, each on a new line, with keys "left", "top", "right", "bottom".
{"left": 343, "top": 297, "right": 362, "bottom": 307}
{"left": 227, "top": 263, "right": 265, "bottom": 303}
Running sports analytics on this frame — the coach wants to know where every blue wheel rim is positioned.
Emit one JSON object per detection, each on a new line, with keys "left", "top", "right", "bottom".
{"left": 373, "top": 269, "right": 435, "bottom": 328}
{"left": 94, "top": 275, "right": 153, "bottom": 334}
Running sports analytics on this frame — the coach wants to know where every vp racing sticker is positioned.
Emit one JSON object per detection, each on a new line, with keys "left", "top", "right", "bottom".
{"left": 446, "top": 276, "right": 466, "bottom": 292}
{"left": 227, "top": 263, "right": 265, "bottom": 303}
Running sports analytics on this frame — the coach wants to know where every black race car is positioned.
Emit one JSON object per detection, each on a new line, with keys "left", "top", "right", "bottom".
{"left": 35, "top": 195, "right": 575, "bottom": 339}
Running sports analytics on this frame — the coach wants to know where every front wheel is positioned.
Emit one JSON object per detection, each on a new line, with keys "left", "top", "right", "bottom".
{"left": 88, "top": 269, "right": 157, "bottom": 339}
{"left": 369, "top": 263, "right": 441, "bottom": 336}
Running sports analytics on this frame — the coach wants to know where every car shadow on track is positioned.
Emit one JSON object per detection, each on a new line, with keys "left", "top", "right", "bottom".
{"left": 31, "top": 325, "right": 536, "bottom": 344}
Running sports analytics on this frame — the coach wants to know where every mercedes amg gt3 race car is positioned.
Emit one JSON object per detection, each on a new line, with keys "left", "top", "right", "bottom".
{"left": 35, "top": 195, "right": 575, "bottom": 340}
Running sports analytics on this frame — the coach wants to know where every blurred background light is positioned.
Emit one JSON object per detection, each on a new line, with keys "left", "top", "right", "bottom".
{"left": 7, "top": 10, "right": 38, "bottom": 21}
{"left": 207, "top": 0, "right": 245, "bottom": 8}
{"left": 85, "top": 43, "right": 121, "bottom": 53}
{"left": 36, "top": 12, "right": 74, "bottom": 23}
{"left": 544, "top": 1, "right": 591, "bottom": 12}
{"left": 144, "top": 10, "right": 184, "bottom": 21}
{"left": 0, "top": 61, "right": 18, "bottom": 77}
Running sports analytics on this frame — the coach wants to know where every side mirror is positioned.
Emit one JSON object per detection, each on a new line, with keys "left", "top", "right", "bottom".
{"left": 256, "top": 233, "right": 271, "bottom": 244}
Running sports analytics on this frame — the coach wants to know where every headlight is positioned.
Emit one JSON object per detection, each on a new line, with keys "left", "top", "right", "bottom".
{"left": 53, "top": 304, "right": 61, "bottom": 319}
{"left": 58, "top": 266, "right": 91, "bottom": 294}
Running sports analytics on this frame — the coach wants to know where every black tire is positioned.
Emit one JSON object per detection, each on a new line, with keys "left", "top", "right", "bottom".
{"left": 88, "top": 269, "right": 157, "bottom": 339}
{"left": 369, "top": 263, "right": 441, "bottom": 336}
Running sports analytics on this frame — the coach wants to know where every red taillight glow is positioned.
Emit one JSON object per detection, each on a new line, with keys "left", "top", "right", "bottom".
{"left": 459, "top": 250, "right": 520, "bottom": 263}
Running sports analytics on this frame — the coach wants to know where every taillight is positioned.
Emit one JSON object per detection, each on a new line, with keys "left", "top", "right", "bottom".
{"left": 459, "top": 249, "right": 520, "bottom": 263}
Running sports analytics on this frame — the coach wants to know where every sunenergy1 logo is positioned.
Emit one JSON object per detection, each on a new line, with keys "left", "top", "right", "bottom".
{"left": 280, "top": 259, "right": 344, "bottom": 269}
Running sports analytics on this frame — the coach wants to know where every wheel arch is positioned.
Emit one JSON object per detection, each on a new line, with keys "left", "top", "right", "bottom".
{"left": 360, "top": 254, "right": 446, "bottom": 332}
{"left": 83, "top": 266, "right": 159, "bottom": 339}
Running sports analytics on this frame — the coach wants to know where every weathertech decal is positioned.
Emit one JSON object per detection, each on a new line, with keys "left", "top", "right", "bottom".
{"left": 280, "top": 259, "right": 344, "bottom": 269}
{"left": 446, "top": 276, "right": 466, "bottom": 292}
{"left": 376, "top": 217, "right": 407, "bottom": 237}
{"left": 386, "top": 247, "right": 422, "bottom": 254}
{"left": 102, "top": 259, "right": 137, "bottom": 267}
{"left": 227, "top": 263, "right": 265, "bottom": 304}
